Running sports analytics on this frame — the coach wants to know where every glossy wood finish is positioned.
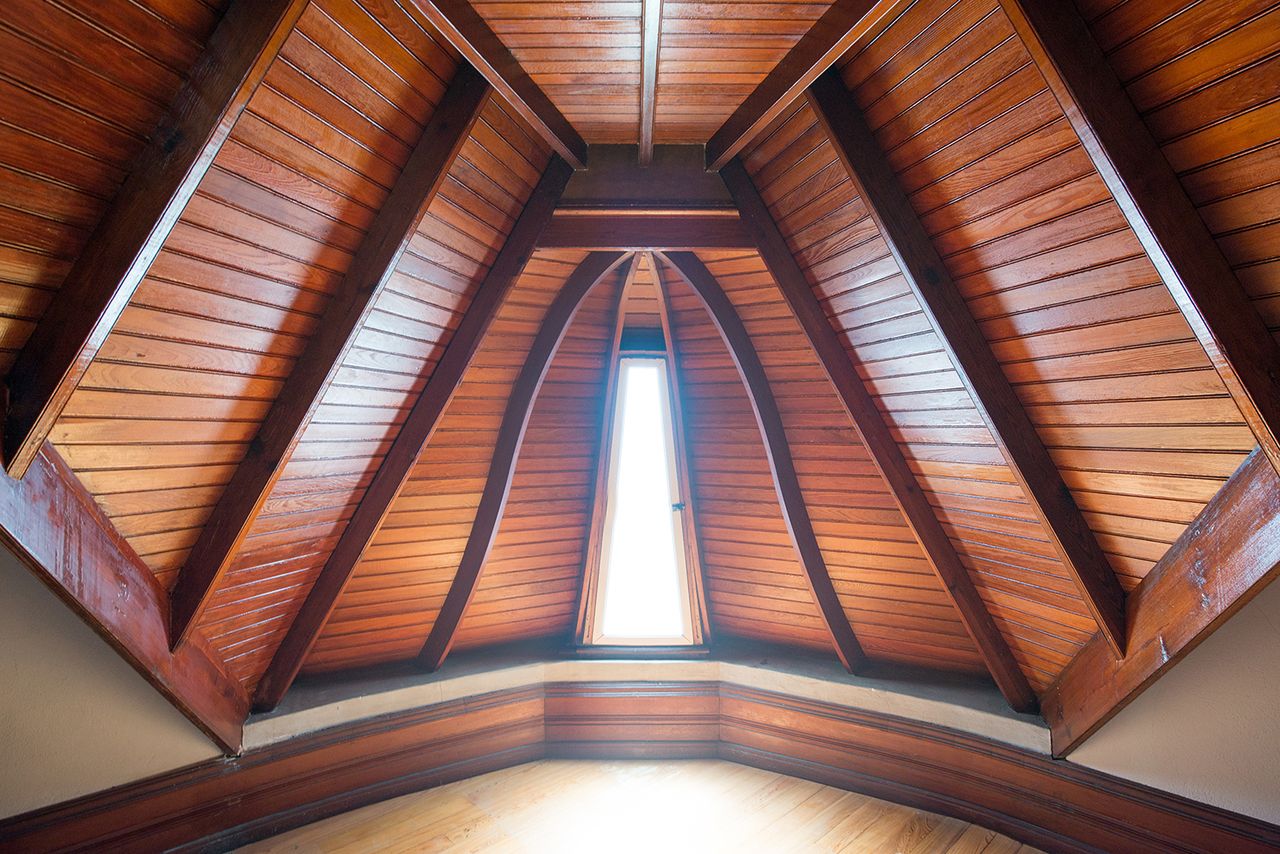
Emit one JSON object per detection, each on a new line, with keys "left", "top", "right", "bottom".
{"left": 0, "top": 445, "right": 246, "bottom": 752}
{"left": 2, "top": 0, "right": 308, "bottom": 478}
{"left": 723, "top": 159, "right": 1035, "bottom": 712}
{"left": 662, "top": 251, "right": 865, "bottom": 672}
{"left": 539, "top": 211, "right": 754, "bottom": 250}
{"left": 1043, "top": 449, "right": 1280, "bottom": 755}
{"left": 408, "top": 0, "right": 588, "bottom": 168}
{"left": 252, "top": 156, "right": 573, "bottom": 710}
{"left": 808, "top": 69, "right": 1128, "bottom": 658}
{"left": 167, "top": 64, "right": 492, "bottom": 649}
{"left": 1001, "top": 0, "right": 1280, "bottom": 480}
{"left": 417, "top": 251, "right": 629, "bottom": 670}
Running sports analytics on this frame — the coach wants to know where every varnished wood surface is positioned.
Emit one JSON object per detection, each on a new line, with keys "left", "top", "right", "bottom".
{"left": 239, "top": 759, "right": 1043, "bottom": 853}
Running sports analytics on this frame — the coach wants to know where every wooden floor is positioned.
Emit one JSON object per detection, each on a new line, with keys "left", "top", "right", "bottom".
{"left": 240, "top": 759, "right": 1042, "bottom": 852}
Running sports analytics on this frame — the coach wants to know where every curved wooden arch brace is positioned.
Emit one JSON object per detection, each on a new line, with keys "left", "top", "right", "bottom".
{"left": 416, "top": 251, "right": 632, "bottom": 672}
{"left": 658, "top": 251, "right": 865, "bottom": 673}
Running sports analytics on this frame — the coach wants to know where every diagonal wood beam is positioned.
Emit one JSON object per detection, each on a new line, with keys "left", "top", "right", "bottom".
{"left": 659, "top": 251, "right": 866, "bottom": 672}
{"left": 704, "top": 0, "right": 897, "bottom": 171}
{"left": 167, "top": 64, "right": 491, "bottom": 649}
{"left": 406, "top": 0, "right": 588, "bottom": 170}
{"left": 0, "top": 444, "right": 248, "bottom": 752}
{"left": 1001, "top": 0, "right": 1280, "bottom": 479}
{"left": 721, "top": 160, "right": 1037, "bottom": 712}
{"left": 808, "top": 70, "right": 1128, "bottom": 658}
{"left": 638, "top": 0, "right": 663, "bottom": 166}
{"left": 2, "top": 0, "right": 308, "bottom": 479}
{"left": 252, "top": 156, "right": 575, "bottom": 711}
{"left": 418, "top": 251, "right": 631, "bottom": 671}
{"left": 1042, "top": 448, "right": 1280, "bottom": 755}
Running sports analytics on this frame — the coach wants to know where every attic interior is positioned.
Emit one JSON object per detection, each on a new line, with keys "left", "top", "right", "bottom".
{"left": 0, "top": 0, "right": 1278, "bottom": 850}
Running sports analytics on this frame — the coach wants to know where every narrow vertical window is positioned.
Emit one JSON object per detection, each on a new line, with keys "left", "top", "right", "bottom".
{"left": 592, "top": 357, "right": 694, "bottom": 644}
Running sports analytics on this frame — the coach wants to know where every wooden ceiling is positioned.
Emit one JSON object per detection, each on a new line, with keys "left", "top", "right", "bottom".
{"left": 0, "top": 0, "right": 1278, "bottom": 757}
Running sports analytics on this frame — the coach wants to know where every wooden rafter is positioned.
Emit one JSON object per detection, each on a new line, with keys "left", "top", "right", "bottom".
{"left": 539, "top": 212, "right": 753, "bottom": 250}
{"left": 1000, "top": 0, "right": 1280, "bottom": 478}
{"left": 659, "top": 251, "right": 865, "bottom": 672}
{"left": 1, "top": 0, "right": 308, "bottom": 478}
{"left": 1043, "top": 449, "right": 1280, "bottom": 755}
{"left": 807, "top": 70, "right": 1129, "bottom": 658}
{"left": 252, "top": 157, "right": 576, "bottom": 711}
{"left": 704, "top": 0, "right": 896, "bottom": 171}
{"left": 638, "top": 0, "right": 662, "bottom": 165}
{"left": 720, "top": 160, "right": 1037, "bottom": 712}
{"left": 418, "top": 251, "right": 632, "bottom": 671}
{"left": 406, "top": 0, "right": 588, "bottom": 170}
{"left": 0, "top": 445, "right": 248, "bottom": 752}
{"left": 168, "top": 64, "right": 492, "bottom": 648}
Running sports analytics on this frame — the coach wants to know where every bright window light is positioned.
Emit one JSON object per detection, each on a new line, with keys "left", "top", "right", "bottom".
{"left": 593, "top": 358, "right": 694, "bottom": 644}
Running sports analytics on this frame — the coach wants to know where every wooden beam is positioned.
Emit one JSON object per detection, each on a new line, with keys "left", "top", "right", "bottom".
{"left": 251, "top": 157, "right": 575, "bottom": 711}
{"left": 721, "top": 160, "right": 1037, "bottom": 712}
{"left": 704, "top": 0, "right": 896, "bottom": 171}
{"left": 0, "top": 445, "right": 248, "bottom": 752}
{"left": 418, "top": 251, "right": 631, "bottom": 671}
{"left": 659, "top": 251, "right": 865, "bottom": 672}
{"left": 2, "top": 0, "right": 308, "bottom": 478}
{"left": 167, "top": 65, "right": 491, "bottom": 648}
{"left": 638, "top": 0, "right": 662, "bottom": 166}
{"left": 1043, "top": 449, "right": 1280, "bottom": 755}
{"left": 539, "top": 212, "right": 753, "bottom": 250}
{"left": 808, "top": 70, "right": 1128, "bottom": 658}
{"left": 1000, "top": 0, "right": 1280, "bottom": 479}
{"left": 405, "top": 0, "right": 588, "bottom": 169}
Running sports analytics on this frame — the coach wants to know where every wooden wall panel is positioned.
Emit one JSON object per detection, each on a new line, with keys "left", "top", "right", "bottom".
{"left": 835, "top": 0, "right": 1255, "bottom": 591}
{"left": 0, "top": 1, "right": 227, "bottom": 375}
{"left": 191, "top": 97, "right": 554, "bottom": 688}
{"left": 471, "top": 0, "right": 642, "bottom": 143}
{"left": 302, "top": 249, "right": 586, "bottom": 674}
{"left": 688, "top": 250, "right": 987, "bottom": 674}
{"left": 740, "top": 98, "right": 1095, "bottom": 691}
{"left": 1083, "top": 1, "right": 1280, "bottom": 344}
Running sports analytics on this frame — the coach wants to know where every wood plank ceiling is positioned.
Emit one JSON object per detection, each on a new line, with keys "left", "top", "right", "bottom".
{"left": 1, "top": 0, "right": 1277, "bottom": 743}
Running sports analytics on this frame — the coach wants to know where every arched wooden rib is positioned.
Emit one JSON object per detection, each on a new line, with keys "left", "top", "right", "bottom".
{"left": 417, "top": 251, "right": 632, "bottom": 671}
{"left": 3, "top": 0, "right": 309, "bottom": 478}
{"left": 720, "top": 159, "right": 1037, "bottom": 712}
{"left": 658, "top": 251, "right": 865, "bottom": 673}
{"left": 251, "top": 157, "right": 575, "bottom": 712}
{"left": 168, "top": 64, "right": 492, "bottom": 649}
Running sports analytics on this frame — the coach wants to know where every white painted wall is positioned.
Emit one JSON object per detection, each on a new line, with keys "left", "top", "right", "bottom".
{"left": 0, "top": 545, "right": 220, "bottom": 820}
{"left": 1071, "top": 579, "right": 1280, "bottom": 825}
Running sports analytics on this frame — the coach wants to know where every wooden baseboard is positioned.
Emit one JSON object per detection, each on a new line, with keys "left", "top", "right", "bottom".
{"left": 3, "top": 681, "right": 1276, "bottom": 853}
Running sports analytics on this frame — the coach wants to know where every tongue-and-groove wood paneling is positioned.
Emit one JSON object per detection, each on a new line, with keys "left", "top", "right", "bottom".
{"left": 0, "top": 0, "right": 227, "bottom": 374}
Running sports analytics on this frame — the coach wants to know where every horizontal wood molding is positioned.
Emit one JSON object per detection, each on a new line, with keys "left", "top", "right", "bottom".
{"left": 5, "top": 681, "right": 1276, "bottom": 853}
{"left": 538, "top": 213, "right": 753, "bottom": 250}
{"left": 406, "top": 0, "right": 587, "bottom": 169}
{"left": 2, "top": 0, "right": 308, "bottom": 479}
{"left": 0, "top": 445, "right": 247, "bottom": 752}
{"left": 1043, "top": 449, "right": 1280, "bottom": 755}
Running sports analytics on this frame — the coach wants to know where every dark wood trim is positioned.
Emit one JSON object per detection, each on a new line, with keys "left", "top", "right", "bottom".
{"left": 538, "top": 212, "right": 753, "bottom": 250}
{"left": 560, "top": 145, "right": 735, "bottom": 209}
{"left": 638, "top": 0, "right": 662, "bottom": 166}
{"left": 807, "top": 70, "right": 1128, "bottom": 658}
{"left": 563, "top": 645, "right": 713, "bottom": 660}
{"left": 0, "top": 445, "right": 248, "bottom": 752}
{"left": 417, "top": 251, "right": 631, "bottom": 671}
{"left": 405, "top": 0, "right": 588, "bottom": 169}
{"left": 1, "top": 0, "right": 308, "bottom": 479}
{"left": 1043, "top": 449, "right": 1280, "bottom": 755}
{"left": 720, "top": 159, "right": 1037, "bottom": 713}
{"left": 251, "top": 157, "right": 576, "bottom": 712}
{"left": 1000, "top": 0, "right": 1280, "bottom": 480}
{"left": 167, "top": 64, "right": 492, "bottom": 649}
{"left": 703, "top": 0, "right": 896, "bottom": 171}
{"left": 7, "top": 680, "right": 1277, "bottom": 853}
{"left": 659, "top": 251, "right": 866, "bottom": 673}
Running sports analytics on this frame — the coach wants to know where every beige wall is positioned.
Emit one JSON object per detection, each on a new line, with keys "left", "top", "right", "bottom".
{"left": 0, "top": 546, "right": 220, "bottom": 820}
{"left": 1072, "top": 579, "right": 1280, "bottom": 825}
